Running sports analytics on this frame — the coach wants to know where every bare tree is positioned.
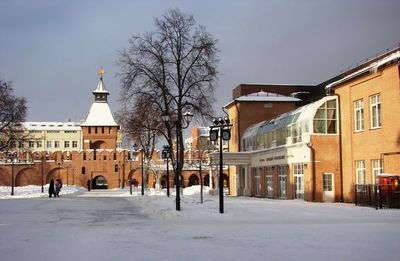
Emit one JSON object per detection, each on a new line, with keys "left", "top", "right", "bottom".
{"left": 118, "top": 8, "right": 219, "bottom": 181}
{"left": 0, "top": 80, "right": 27, "bottom": 151}
{"left": 116, "top": 96, "right": 163, "bottom": 187}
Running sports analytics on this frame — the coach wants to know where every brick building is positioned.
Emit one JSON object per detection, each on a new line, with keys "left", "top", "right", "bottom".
{"left": 212, "top": 47, "right": 400, "bottom": 203}
{"left": 326, "top": 48, "right": 400, "bottom": 202}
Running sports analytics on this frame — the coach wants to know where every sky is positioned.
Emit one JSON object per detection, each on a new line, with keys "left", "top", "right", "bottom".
{"left": 0, "top": 0, "right": 399, "bottom": 122}
{"left": 1, "top": 185, "right": 400, "bottom": 260}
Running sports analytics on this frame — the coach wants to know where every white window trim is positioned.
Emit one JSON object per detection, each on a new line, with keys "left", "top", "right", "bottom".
{"left": 370, "top": 94, "right": 382, "bottom": 129}
{"left": 354, "top": 99, "right": 364, "bottom": 132}
{"left": 372, "top": 159, "right": 382, "bottom": 185}
{"left": 355, "top": 160, "right": 365, "bottom": 185}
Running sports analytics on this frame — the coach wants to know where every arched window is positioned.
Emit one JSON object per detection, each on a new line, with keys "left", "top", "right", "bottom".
{"left": 313, "top": 100, "right": 337, "bottom": 134}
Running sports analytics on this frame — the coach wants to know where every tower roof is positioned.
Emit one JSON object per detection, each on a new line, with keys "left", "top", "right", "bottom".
{"left": 81, "top": 102, "right": 118, "bottom": 126}
{"left": 81, "top": 68, "right": 118, "bottom": 127}
{"left": 93, "top": 78, "right": 109, "bottom": 94}
{"left": 93, "top": 67, "right": 109, "bottom": 94}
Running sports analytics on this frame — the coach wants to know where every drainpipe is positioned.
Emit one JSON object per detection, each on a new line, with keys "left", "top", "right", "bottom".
{"left": 307, "top": 142, "right": 316, "bottom": 201}
{"left": 333, "top": 93, "right": 344, "bottom": 202}
{"left": 234, "top": 101, "right": 241, "bottom": 151}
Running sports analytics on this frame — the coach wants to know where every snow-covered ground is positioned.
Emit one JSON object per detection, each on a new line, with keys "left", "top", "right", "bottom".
{"left": 0, "top": 185, "right": 399, "bottom": 261}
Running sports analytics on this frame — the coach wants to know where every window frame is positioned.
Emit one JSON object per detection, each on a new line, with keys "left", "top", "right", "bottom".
{"left": 372, "top": 159, "right": 382, "bottom": 185}
{"left": 355, "top": 160, "right": 365, "bottom": 185}
{"left": 354, "top": 99, "right": 364, "bottom": 132}
{"left": 370, "top": 93, "right": 382, "bottom": 129}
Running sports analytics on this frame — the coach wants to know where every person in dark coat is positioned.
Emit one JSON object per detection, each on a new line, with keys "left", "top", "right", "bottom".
{"left": 48, "top": 179, "right": 55, "bottom": 198}
{"left": 55, "top": 179, "right": 62, "bottom": 197}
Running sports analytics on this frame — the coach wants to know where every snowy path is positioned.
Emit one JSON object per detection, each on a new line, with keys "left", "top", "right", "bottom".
{"left": 0, "top": 187, "right": 399, "bottom": 261}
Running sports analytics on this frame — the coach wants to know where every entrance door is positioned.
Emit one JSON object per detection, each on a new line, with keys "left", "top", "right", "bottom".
{"left": 295, "top": 175, "right": 304, "bottom": 199}
{"left": 323, "top": 173, "right": 334, "bottom": 202}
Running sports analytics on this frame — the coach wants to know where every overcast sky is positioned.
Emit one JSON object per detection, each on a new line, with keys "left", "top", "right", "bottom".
{"left": 1, "top": 0, "right": 399, "bottom": 122}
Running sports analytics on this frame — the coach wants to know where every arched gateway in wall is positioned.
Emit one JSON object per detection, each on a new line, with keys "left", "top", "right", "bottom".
{"left": 92, "top": 175, "right": 108, "bottom": 189}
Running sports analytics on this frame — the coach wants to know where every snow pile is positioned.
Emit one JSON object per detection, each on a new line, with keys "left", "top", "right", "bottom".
{"left": 0, "top": 184, "right": 87, "bottom": 199}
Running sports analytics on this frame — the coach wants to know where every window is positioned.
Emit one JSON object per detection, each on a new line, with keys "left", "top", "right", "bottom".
{"left": 323, "top": 173, "right": 333, "bottom": 191}
{"left": 266, "top": 167, "right": 273, "bottom": 198}
{"left": 313, "top": 99, "right": 337, "bottom": 134}
{"left": 72, "top": 141, "right": 78, "bottom": 148}
{"left": 356, "top": 160, "right": 365, "bottom": 184}
{"left": 354, "top": 99, "right": 364, "bottom": 132}
{"left": 46, "top": 141, "right": 52, "bottom": 148}
{"left": 64, "top": 141, "right": 70, "bottom": 148}
{"left": 88, "top": 127, "right": 91, "bottom": 134}
{"left": 54, "top": 141, "right": 60, "bottom": 148}
{"left": 293, "top": 164, "right": 304, "bottom": 199}
{"left": 36, "top": 141, "right": 42, "bottom": 148}
{"left": 254, "top": 168, "right": 261, "bottom": 196}
{"left": 82, "top": 167, "right": 86, "bottom": 174}
{"left": 372, "top": 159, "right": 382, "bottom": 184}
{"left": 370, "top": 94, "right": 381, "bottom": 129}
{"left": 29, "top": 141, "right": 35, "bottom": 148}
{"left": 278, "top": 165, "right": 287, "bottom": 199}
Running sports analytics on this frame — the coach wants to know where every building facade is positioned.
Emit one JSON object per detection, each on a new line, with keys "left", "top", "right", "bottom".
{"left": 214, "top": 47, "right": 400, "bottom": 203}
{"left": 326, "top": 48, "right": 400, "bottom": 202}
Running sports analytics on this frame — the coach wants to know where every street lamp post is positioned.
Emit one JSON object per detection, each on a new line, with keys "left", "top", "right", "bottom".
{"left": 118, "top": 160, "right": 121, "bottom": 188}
{"left": 122, "top": 150, "right": 126, "bottom": 189}
{"left": 162, "top": 111, "right": 193, "bottom": 211}
{"left": 162, "top": 145, "right": 171, "bottom": 197}
{"left": 209, "top": 117, "right": 232, "bottom": 214}
{"left": 7, "top": 152, "right": 18, "bottom": 196}
{"left": 41, "top": 156, "right": 44, "bottom": 193}
{"left": 134, "top": 144, "right": 148, "bottom": 196}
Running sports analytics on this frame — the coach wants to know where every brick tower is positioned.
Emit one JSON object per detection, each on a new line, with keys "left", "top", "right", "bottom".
{"left": 81, "top": 68, "right": 119, "bottom": 150}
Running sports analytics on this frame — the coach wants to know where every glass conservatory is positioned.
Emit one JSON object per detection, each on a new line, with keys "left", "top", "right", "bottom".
{"left": 242, "top": 96, "right": 338, "bottom": 152}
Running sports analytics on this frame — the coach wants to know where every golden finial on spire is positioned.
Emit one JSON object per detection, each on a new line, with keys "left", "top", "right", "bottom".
{"left": 98, "top": 67, "right": 105, "bottom": 79}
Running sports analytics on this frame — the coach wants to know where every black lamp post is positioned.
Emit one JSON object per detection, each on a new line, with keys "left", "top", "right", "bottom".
{"left": 41, "top": 155, "right": 44, "bottom": 193}
{"left": 209, "top": 117, "right": 232, "bottom": 214}
{"left": 6, "top": 152, "right": 18, "bottom": 196}
{"left": 162, "top": 145, "right": 171, "bottom": 197}
{"left": 133, "top": 143, "right": 148, "bottom": 196}
{"left": 162, "top": 111, "right": 193, "bottom": 211}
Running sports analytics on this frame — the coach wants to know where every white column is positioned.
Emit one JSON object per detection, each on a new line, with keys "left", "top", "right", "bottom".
{"left": 244, "top": 166, "right": 251, "bottom": 196}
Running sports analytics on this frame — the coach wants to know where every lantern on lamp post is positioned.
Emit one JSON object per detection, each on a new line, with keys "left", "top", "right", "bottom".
{"left": 162, "top": 111, "right": 193, "bottom": 211}
{"left": 209, "top": 117, "right": 232, "bottom": 214}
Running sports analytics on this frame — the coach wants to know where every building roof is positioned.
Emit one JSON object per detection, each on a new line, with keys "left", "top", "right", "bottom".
{"left": 326, "top": 49, "right": 400, "bottom": 89}
{"left": 23, "top": 122, "right": 81, "bottom": 131}
{"left": 224, "top": 91, "right": 301, "bottom": 107}
{"left": 81, "top": 102, "right": 118, "bottom": 127}
{"left": 242, "top": 95, "right": 336, "bottom": 140}
{"left": 93, "top": 77, "right": 109, "bottom": 94}
{"left": 81, "top": 77, "right": 118, "bottom": 127}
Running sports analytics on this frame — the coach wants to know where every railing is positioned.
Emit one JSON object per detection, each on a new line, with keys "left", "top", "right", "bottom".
{"left": 355, "top": 184, "right": 400, "bottom": 209}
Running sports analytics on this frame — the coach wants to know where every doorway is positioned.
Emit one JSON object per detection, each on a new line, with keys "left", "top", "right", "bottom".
{"left": 322, "top": 173, "right": 334, "bottom": 202}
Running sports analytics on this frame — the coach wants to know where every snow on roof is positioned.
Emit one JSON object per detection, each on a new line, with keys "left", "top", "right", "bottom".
{"left": 23, "top": 122, "right": 81, "bottom": 131}
{"left": 242, "top": 96, "right": 337, "bottom": 140}
{"left": 326, "top": 50, "right": 400, "bottom": 89}
{"left": 224, "top": 91, "right": 300, "bottom": 107}
{"left": 93, "top": 78, "right": 109, "bottom": 94}
{"left": 81, "top": 102, "right": 118, "bottom": 126}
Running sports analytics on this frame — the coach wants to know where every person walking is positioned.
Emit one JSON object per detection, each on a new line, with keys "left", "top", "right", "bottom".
{"left": 48, "top": 179, "right": 55, "bottom": 198}
{"left": 55, "top": 179, "right": 62, "bottom": 197}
